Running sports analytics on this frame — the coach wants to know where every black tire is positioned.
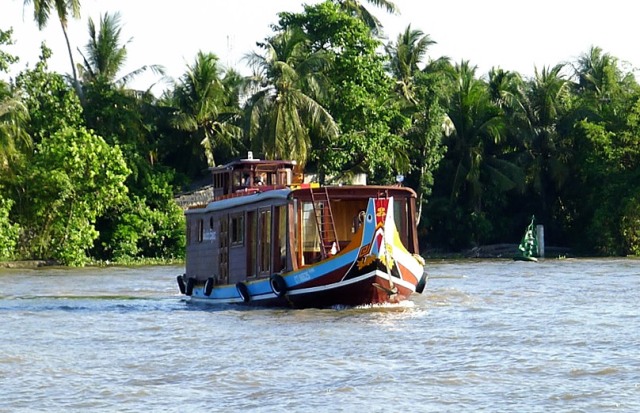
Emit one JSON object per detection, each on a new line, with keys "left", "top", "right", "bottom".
{"left": 185, "top": 277, "right": 195, "bottom": 296}
{"left": 176, "top": 275, "right": 186, "bottom": 295}
{"left": 415, "top": 272, "right": 428, "bottom": 294}
{"left": 204, "top": 277, "right": 214, "bottom": 296}
{"left": 236, "top": 282, "right": 250, "bottom": 303}
{"left": 270, "top": 274, "right": 287, "bottom": 298}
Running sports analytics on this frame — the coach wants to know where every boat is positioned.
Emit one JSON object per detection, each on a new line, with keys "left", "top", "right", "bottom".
{"left": 514, "top": 215, "right": 539, "bottom": 262}
{"left": 175, "top": 154, "right": 427, "bottom": 308}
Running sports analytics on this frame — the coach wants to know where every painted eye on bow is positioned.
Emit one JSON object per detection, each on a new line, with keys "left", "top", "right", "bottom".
{"left": 367, "top": 214, "right": 373, "bottom": 222}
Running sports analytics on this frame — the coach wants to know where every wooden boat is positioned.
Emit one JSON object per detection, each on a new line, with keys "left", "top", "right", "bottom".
{"left": 176, "top": 155, "right": 427, "bottom": 308}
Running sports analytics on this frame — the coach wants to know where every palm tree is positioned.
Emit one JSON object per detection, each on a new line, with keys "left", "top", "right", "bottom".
{"left": 170, "top": 51, "right": 243, "bottom": 168}
{"left": 574, "top": 46, "right": 617, "bottom": 98}
{"left": 0, "top": 82, "right": 31, "bottom": 172}
{"left": 517, "top": 64, "right": 571, "bottom": 220}
{"left": 385, "top": 24, "right": 436, "bottom": 105}
{"left": 571, "top": 46, "right": 638, "bottom": 124}
{"left": 444, "top": 61, "right": 511, "bottom": 212}
{"left": 23, "top": 0, "right": 81, "bottom": 94}
{"left": 78, "top": 12, "right": 164, "bottom": 89}
{"left": 486, "top": 67, "right": 524, "bottom": 112}
{"left": 385, "top": 25, "right": 442, "bottom": 224}
{"left": 244, "top": 28, "right": 338, "bottom": 168}
{"left": 336, "top": 0, "right": 398, "bottom": 35}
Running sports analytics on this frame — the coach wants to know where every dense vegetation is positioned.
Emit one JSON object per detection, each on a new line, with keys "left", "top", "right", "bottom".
{"left": 2, "top": 0, "right": 640, "bottom": 265}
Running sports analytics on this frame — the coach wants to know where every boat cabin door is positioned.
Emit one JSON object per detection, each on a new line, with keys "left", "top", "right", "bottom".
{"left": 257, "top": 208, "right": 271, "bottom": 275}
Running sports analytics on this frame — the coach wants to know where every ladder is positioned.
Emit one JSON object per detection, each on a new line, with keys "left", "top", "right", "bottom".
{"left": 310, "top": 187, "right": 340, "bottom": 258}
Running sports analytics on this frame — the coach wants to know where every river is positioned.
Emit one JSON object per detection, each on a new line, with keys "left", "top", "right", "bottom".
{"left": 0, "top": 258, "right": 638, "bottom": 412}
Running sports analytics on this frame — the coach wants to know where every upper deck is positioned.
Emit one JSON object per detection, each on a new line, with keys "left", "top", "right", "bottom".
{"left": 209, "top": 154, "right": 299, "bottom": 200}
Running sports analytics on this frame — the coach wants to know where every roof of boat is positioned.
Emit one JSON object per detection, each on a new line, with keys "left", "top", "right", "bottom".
{"left": 209, "top": 158, "right": 296, "bottom": 172}
{"left": 185, "top": 189, "right": 292, "bottom": 214}
{"left": 184, "top": 184, "right": 417, "bottom": 214}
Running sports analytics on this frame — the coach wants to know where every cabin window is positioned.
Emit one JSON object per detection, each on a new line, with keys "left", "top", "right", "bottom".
{"left": 197, "top": 219, "right": 204, "bottom": 243}
{"left": 209, "top": 217, "right": 214, "bottom": 230}
{"left": 233, "top": 171, "right": 244, "bottom": 189}
{"left": 230, "top": 214, "right": 244, "bottom": 246}
{"left": 186, "top": 220, "right": 191, "bottom": 245}
{"left": 302, "top": 202, "right": 319, "bottom": 251}
{"left": 213, "top": 172, "right": 231, "bottom": 198}
{"left": 393, "top": 199, "right": 408, "bottom": 245}
{"left": 278, "top": 169, "right": 290, "bottom": 186}
{"left": 301, "top": 201, "right": 320, "bottom": 265}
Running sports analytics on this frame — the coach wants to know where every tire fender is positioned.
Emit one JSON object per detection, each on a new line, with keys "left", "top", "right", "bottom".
{"left": 176, "top": 274, "right": 186, "bottom": 295}
{"left": 415, "top": 272, "right": 428, "bottom": 294}
{"left": 204, "top": 277, "right": 214, "bottom": 296}
{"left": 185, "top": 277, "right": 195, "bottom": 296}
{"left": 236, "top": 282, "right": 250, "bottom": 303}
{"left": 270, "top": 274, "right": 288, "bottom": 298}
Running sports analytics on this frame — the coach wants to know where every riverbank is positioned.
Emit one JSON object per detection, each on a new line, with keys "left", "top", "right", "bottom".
{"left": 0, "top": 260, "right": 57, "bottom": 269}
{"left": 0, "top": 258, "right": 183, "bottom": 269}
{"left": 423, "top": 243, "right": 574, "bottom": 259}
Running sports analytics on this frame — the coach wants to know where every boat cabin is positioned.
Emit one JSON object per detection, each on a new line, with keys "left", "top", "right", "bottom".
{"left": 209, "top": 155, "right": 298, "bottom": 199}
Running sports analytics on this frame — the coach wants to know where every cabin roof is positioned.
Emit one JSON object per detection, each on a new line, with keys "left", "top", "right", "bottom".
{"left": 209, "top": 159, "right": 296, "bottom": 173}
{"left": 291, "top": 185, "right": 417, "bottom": 199}
{"left": 185, "top": 189, "right": 292, "bottom": 214}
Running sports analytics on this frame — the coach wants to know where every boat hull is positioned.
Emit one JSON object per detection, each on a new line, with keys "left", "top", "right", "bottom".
{"left": 185, "top": 263, "right": 424, "bottom": 309}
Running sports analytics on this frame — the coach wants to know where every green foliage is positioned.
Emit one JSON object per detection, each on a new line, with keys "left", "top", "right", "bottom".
{"left": 82, "top": 82, "right": 186, "bottom": 263}
{"left": 14, "top": 46, "right": 84, "bottom": 143}
{"left": 20, "top": 127, "right": 129, "bottom": 265}
{"left": 0, "top": 198, "right": 19, "bottom": 260}
{"left": 620, "top": 192, "right": 640, "bottom": 256}
{"left": 571, "top": 94, "right": 640, "bottom": 255}
{"left": 277, "top": 1, "right": 407, "bottom": 182}
{"left": 245, "top": 28, "right": 338, "bottom": 168}
{"left": 0, "top": 28, "right": 19, "bottom": 73}
{"left": 401, "top": 69, "right": 448, "bottom": 225}
{"left": 8, "top": 1, "right": 640, "bottom": 258}
{"left": 96, "top": 170, "right": 185, "bottom": 262}
{"left": 168, "top": 52, "right": 243, "bottom": 169}
{"left": 78, "top": 11, "right": 165, "bottom": 88}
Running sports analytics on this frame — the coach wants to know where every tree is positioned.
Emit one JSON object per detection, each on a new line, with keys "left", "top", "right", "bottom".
{"left": 385, "top": 25, "right": 445, "bottom": 226}
{"left": 14, "top": 45, "right": 83, "bottom": 144}
{"left": 0, "top": 28, "right": 19, "bottom": 73}
{"left": 445, "top": 61, "right": 507, "bottom": 209}
{"left": 0, "top": 29, "right": 30, "bottom": 173}
{"left": 20, "top": 127, "right": 129, "bottom": 265}
{"left": 23, "top": 0, "right": 82, "bottom": 95}
{"left": 518, "top": 64, "right": 572, "bottom": 228}
{"left": 564, "top": 48, "right": 640, "bottom": 254}
{"left": 403, "top": 69, "right": 447, "bottom": 227}
{"left": 170, "top": 51, "right": 243, "bottom": 168}
{"left": 276, "top": 1, "right": 408, "bottom": 182}
{"left": 244, "top": 27, "right": 337, "bottom": 168}
{"left": 78, "top": 12, "right": 164, "bottom": 88}
{"left": 427, "top": 60, "right": 517, "bottom": 248}
{"left": 336, "top": 0, "right": 398, "bottom": 35}
{"left": 0, "top": 85, "right": 30, "bottom": 172}
{"left": 385, "top": 24, "right": 436, "bottom": 105}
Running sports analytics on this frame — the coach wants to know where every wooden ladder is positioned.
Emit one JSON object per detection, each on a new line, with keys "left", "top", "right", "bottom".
{"left": 310, "top": 187, "right": 340, "bottom": 258}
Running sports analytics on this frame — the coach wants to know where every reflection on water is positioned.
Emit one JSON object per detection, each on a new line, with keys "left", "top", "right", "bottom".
{"left": 0, "top": 259, "right": 639, "bottom": 412}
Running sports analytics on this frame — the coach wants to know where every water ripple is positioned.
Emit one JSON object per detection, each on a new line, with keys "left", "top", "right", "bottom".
{"left": 0, "top": 261, "right": 639, "bottom": 412}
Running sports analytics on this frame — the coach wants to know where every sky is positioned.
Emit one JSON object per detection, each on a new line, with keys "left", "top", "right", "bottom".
{"left": 1, "top": 0, "right": 638, "bottom": 94}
